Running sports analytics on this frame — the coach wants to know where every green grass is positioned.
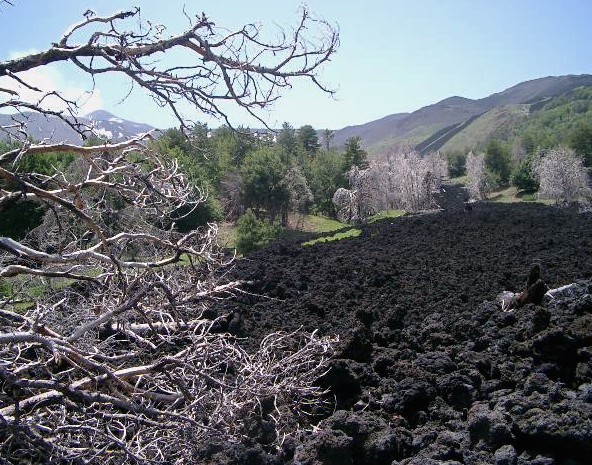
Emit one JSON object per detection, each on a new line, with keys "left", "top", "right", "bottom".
{"left": 1, "top": 275, "right": 78, "bottom": 312}
{"left": 487, "top": 186, "right": 552, "bottom": 204}
{"left": 300, "top": 214, "right": 347, "bottom": 233}
{"left": 302, "top": 228, "right": 362, "bottom": 246}
{"left": 367, "top": 209, "right": 406, "bottom": 223}
{"left": 216, "top": 215, "right": 348, "bottom": 252}
{"left": 217, "top": 221, "right": 239, "bottom": 249}
{"left": 441, "top": 104, "right": 529, "bottom": 154}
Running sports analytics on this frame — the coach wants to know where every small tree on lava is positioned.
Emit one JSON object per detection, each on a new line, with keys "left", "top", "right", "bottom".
{"left": 0, "top": 6, "right": 338, "bottom": 463}
{"left": 533, "top": 146, "right": 591, "bottom": 205}
{"left": 333, "top": 149, "right": 447, "bottom": 222}
{"left": 466, "top": 151, "right": 491, "bottom": 200}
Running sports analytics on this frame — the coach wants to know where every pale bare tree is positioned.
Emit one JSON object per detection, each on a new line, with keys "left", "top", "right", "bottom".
{"left": 332, "top": 149, "right": 447, "bottom": 222}
{"left": 0, "top": 6, "right": 338, "bottom": 463}
{"left": 332, "top": 165, "right": 381, "bottom": 223}
{"left": 533, "top": 146, "right": 591, "bottom": 205}
{"left": 466, "top": 151, "right": 490, "bottom": 200}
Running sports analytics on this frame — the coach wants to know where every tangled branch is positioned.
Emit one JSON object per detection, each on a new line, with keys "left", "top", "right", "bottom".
{"left": 0, "top": 6, "right": 338, "bottom": 136}
{"left": 0, "top": 5, "right": 339, "bottom": 463}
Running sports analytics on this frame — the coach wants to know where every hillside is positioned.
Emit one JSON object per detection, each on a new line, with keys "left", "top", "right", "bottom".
{"left": 0, "top": 110, "right": 155, "bottom": 143}
{"left": 439, "top": 84, "right": 592, "bottom": 154}
{"left": 331, "top": 112, "right": 409, "bottom": 149}
{"left": 330, "top": 74, "right": 592, "bottom": 155}
{"left": 3, "top": 74, "right": 592, "bottom": 155}
{"left": 437, "top": 104, "right": 530, "bottom": 154}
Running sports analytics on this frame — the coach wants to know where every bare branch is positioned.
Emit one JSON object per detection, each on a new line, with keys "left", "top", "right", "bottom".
{"left": 0, "top": 7, "right": 338, "bottom": 132}
{"left": 0, "top": 6, "right": 338, "bottom": 462}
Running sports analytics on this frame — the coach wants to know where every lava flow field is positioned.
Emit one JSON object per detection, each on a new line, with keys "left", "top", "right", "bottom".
{"left": 208, "top": 189, "right": 592, "bottom": 465}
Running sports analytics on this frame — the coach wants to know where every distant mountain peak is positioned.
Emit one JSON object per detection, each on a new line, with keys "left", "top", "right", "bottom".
{"left": 0, "top": 109, "right": 156, "bottom": 144}
{"left": 85, "top": 109, "right": 117, "bottom": 120}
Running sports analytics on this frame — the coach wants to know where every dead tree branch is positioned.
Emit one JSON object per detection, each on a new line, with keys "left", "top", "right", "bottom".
{"left": 0, "top": 7, "right": 338, "bottom": 134}
{"left": 0, "top": 5, "right": 338, "bottom": 463}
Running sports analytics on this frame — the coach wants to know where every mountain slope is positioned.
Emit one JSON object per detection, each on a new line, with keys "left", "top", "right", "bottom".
{"left": 0, "top": 110, "right": 156, "bottom": 144}
{"left": 332, "top": 74, "right": 592, "bottom": 155}
{"left": 3, "top": 74, "right": 591, "bottom": 153}
{"left": 439, "top": 84, "right": 592, "bottom": 154}
{"left": 331, "top": 112, "right": 409, "bottom": 149}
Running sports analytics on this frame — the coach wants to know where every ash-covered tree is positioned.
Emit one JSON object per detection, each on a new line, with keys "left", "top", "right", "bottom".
{"left": 533, "top": 146, "right": 591, "bottom": 205}
{"left": 466, "top": 151, "right": 492, "bottom": 200}
{"left": 0, "top": 6, "right": 338, "bottom": 463}
{"left": 333, "top": 149, "right": 447, "bottom": 222}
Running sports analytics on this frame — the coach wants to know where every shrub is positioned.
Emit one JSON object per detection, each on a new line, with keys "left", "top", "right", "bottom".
{"left": 485, "top": 140, "right": 512, "bottom": 185}
{"left": 235, "top": 209, "right": 281, "bottom": 254}
{"left": 510, "top": 158, "right": 539, "bottom": 192}
{"left": 447, "top": 151, "right": 467, "bottom": 177}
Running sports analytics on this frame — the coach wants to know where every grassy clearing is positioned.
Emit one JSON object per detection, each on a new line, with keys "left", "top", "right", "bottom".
{"left": 302, "top": 228, "right": 362, "bottom": 246}
{"left": 488, "top": 186, "right": 551, "bottom": 204}
{"left": 217, "top": 221, "right": 239, "bottom": 249}
{"left": 446, "top": 178, "right": 551, "bottom": 205}
{"left": 368, "top": 209, "right": 406, "bottom": 223}
{"left": 218, "top": 214, "right": 348, "bottom": 250}
{"left": 299, "top": 214, "right": 347, "bottom": 233}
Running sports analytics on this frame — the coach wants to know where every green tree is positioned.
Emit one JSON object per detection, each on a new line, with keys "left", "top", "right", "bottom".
{"left": 241, "top": 146, "right": 290, "bottom": 222}
{"left": 510, "top": 156, "right": 539, "bottom": 192}
{"left": 297, "top": 124, "right": 320, "bottom": 157}
{"left": 309, "top": 149, "right": 346, "bottom": 216}
{"left": 284, "top": 166, "right": 313, "bottom": 216}
{"left": 568, "top": 122, "right": 592, "bottom": 166}
{"left": 0, "top": 141, "right": 75, "bottom": 239}
{"left": 216, "top": 125, "right": 259, "bottom": 166}
{"left": 446, "top": 150, "right": 467, "bottom": 177}
{"left": 343, "top": 136, "right": 368, "bottom": 169}
{"left": 235, "top": 208, "right": 281, "bottom": 254}
{"left": 520, "top": 132, "right": 537, "bottom": 156}
{"left": 154, "top": 133, "right": 222, "bottom": 227}
{"left": 484, "top": 139, "right": 511, "bottom": 185}
{"left": 322, "top": 128, "right": 334, "bottom": 152}
{"left": 277, "top": 122, "right": 298, "bottom": 164}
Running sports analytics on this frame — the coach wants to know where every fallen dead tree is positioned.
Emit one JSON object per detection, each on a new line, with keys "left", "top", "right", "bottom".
{"left": 0, "top": 5, "right": 338, "bottom": 462}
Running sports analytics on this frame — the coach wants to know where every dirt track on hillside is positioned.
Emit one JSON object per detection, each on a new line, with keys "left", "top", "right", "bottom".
{"left": 205, "top": 187, "right": 592, "bottom": 465}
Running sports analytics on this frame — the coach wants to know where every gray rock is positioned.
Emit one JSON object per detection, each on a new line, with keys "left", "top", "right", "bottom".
{"left": 467, "top": 403, "right": 513, "bottom": 449}
{"left": 494, "top": 444, "right": 517, "bottom": 465}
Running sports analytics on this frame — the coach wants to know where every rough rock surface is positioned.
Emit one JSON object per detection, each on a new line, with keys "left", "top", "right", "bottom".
{"left": 206, "top": 188, "right": 592, "bottom": 465}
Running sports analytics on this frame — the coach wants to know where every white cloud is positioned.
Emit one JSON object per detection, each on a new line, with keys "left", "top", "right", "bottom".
{"left": 0, "top": 50, "right": 103, "bottom": 116}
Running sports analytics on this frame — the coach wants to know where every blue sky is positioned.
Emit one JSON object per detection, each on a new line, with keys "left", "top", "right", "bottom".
{"left": 1, "top": 0, "right": 591, "bottom": 130}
